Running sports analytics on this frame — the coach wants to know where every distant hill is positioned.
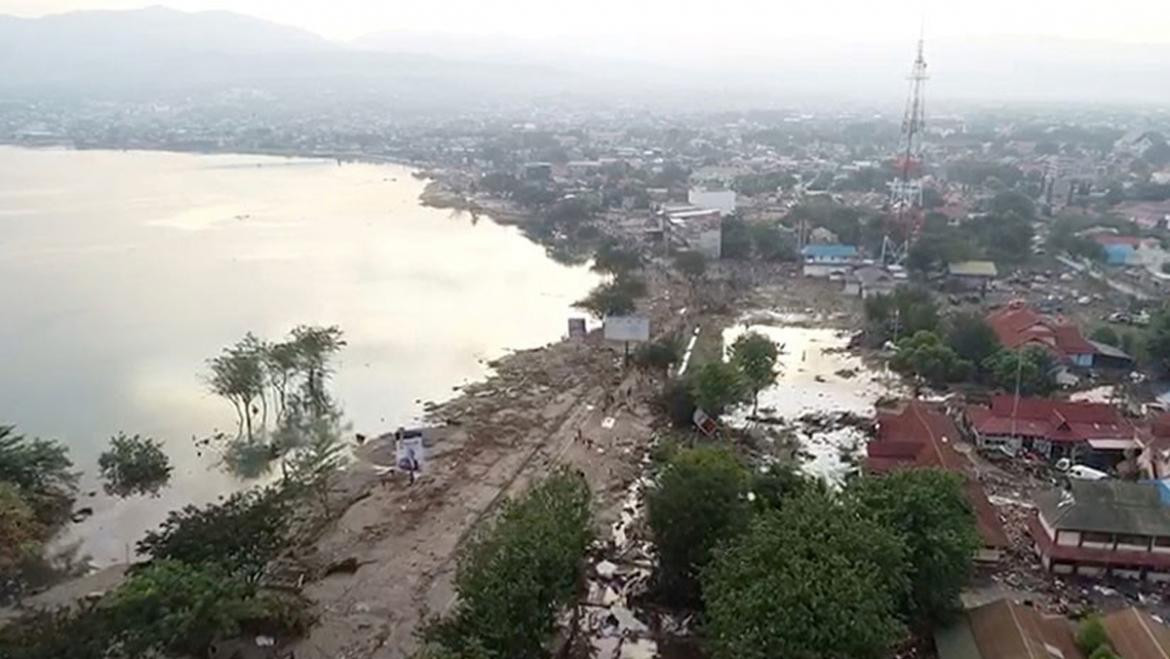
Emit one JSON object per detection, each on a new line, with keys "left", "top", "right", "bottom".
{"left": 0, "top": 6, "right": 329, "bottom": 57}
{"left": 0, "top": 7, "right": 593, "bottom": 108}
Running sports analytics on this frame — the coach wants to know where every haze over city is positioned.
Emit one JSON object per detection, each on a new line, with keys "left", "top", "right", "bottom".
{"left": 4, "top": 1, "right": 1170, "bottom": 659}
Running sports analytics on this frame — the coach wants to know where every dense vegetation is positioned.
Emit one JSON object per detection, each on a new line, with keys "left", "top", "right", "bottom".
{"left": 420, "top": 469, "right": 593, "bottom": 659}
{"left": 646, "top": 446, "right": 979, "bottom": 658}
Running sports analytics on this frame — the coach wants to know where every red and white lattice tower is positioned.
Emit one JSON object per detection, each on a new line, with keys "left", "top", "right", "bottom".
{"left": 884, "top": 33, "right": 929, "bottom": 264}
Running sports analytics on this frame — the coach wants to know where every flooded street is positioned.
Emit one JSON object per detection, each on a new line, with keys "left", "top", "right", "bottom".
{"left": 723, "top": 312, "right": 900, "bottom": 483}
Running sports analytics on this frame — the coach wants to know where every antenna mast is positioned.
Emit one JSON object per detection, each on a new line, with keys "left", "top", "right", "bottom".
{"left": 885, "top": 29, "right": 929, "bottom": 264}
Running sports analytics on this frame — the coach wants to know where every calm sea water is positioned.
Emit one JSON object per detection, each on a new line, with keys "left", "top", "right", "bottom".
{"left": 0, "top": 146, "right": 598, "bottom": 564}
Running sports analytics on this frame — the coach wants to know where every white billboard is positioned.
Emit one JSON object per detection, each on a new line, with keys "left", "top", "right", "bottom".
{"left": 396, "top": 436, "right": 426, "bottom": 475}
{"left": 604, "top": 316, "right": 650, "bottom": 342}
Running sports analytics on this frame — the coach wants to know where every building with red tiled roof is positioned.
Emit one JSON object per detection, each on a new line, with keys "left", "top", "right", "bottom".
{"left": 934, "top": 598, "right": 1082, "bottom": 659}
{"left": 866, "top": 401, "right": 1008, "bottom": 561}
{"left": 965, "top": 395, "right": 1138, "bottom": 463}
{"left": 985, "top": 301, "right": 1096, "bottom": 368}
{"left": 935, "top": 599, "right": 1170, "bottom": 659}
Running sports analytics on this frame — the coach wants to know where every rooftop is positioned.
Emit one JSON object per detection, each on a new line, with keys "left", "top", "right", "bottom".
{"left": 966, "top": 395, "right": 1136, "bottom": 444}
{"left": 948, "top": 261, "right": 999, "bottom": 278}
{"left": 801, "top": 244, "right": 858, "bottom": 259}
{"left": 1036, "top": 480, "right": 1170, "bottom": 537}
{"left": 985, "top": 302, "right": 1096, "bottom": 357}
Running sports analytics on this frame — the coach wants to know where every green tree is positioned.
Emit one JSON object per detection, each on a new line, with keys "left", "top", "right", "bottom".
{"left": 674, "top": 250, "right": 708, "bottom": 292}
{"left": 990, "top": 190, "right": 1036, "bottom": 219}
{"left": 946, "top": 313, "right": 1002, "bottom": 366}
{"left": 1146, "top": 305, "right": 1170, "bottom": 374}
{"left": 281, "top": 409, "right": 349, "bottom": 514}
{"left": 890, "top": 331, "right": 974, "bottom": 386}
{"left": 592, "top": 240, "right": 642, "bottom": 276}
{"left": 864, "top": 287, "right": 940, "bottom": 346}
{"left": 634, "top": 337, "right": 682, "bottom": 384}
{"left": 137, "top": 485, "right": 292, "bottom": 576}
{"left": 749, "top": 222, "right": 796, "bottom": 261}
{"left": 848, "top": 470, "right": 979, "bottom": 628}
{"left": 98, "top": 433, "right": 173, "bottom": 498}
{"left": 648, "top": 446, "right": 751, "bottom": 607}
{"left": 0, "top": 482, "right": 46, "bottom": 582}
{"left": 983, "top": 347, "right": 1058, "bottom": 396}
{"left": 0, "top": 427, "right": 75, "bottom": 530}
{"left": 1076, "top": 615, "right": 1111, "bottom": 656}
{"left": 1090, "top": 326, "right": 1121, "bottom": 347}
{"left": 721, "top": 217, "right": 753, "bottom": 259}
{"left": 423, "top": 470, "right": 592, "bottom": 658}
{"left": 702, "top": 491, "right": 908, "bottom": 659}
{"left": 689, "top": 361, "right": 746, "bottom": 417}
{"left": 574, "top": 276, "right": 646, "bottom": 319}
{"left": 206, "top": 333, "right": 266, "bottom": 441}
{"left": 729, "top": 332, "right": 780, "bottom": 413}
{"left": 1089, "top": 647, "right": 1120, "bottom": 659}
{"left": 103, "top": 560, "right": 269, "bottom": 658}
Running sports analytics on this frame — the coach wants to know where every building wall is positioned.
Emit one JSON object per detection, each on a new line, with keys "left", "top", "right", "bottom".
{"left": 803, "top": 263, "right": 850, "bottom": 279}
{"left": 687, "top": 189, "right": 736, "bottom": 216}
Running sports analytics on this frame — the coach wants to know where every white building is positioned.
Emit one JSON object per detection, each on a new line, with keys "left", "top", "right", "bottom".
{"left": 687, "top": 188, "right": 737, "bottom": 216}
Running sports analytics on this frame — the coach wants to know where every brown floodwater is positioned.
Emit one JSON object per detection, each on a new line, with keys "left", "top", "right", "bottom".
{"left": 0, "top": 146, "right": 599, "bottom": 564}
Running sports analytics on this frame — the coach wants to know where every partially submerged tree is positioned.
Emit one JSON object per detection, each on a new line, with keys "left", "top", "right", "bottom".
{"left": 648, "top": 446, "right": 750, "bottom": 607}
{"left": 422, "top": 469, "right": 592, "bottom": 658}
{"left": 97, "top": 433, "right": 173, "bottom": 498}
{"left": 592, "top": 240, "right": 642, "bottom": 276}
{"left": 205, "top": 326, "right": 348, "bottom": 477}
{"left": 729, "top": 332, "right": 780, "bottom": 414}
{"left": 206, "top": 333, "right": 266, "bottom": 441}
{"left": 574, "top": 276, "right": 646, "bottom": 319}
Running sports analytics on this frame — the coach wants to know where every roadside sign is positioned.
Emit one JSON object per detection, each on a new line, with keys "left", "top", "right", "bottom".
{"left": 396, "top": 435, "right": 425, "bottom": 475}
{"left": 568, "top": 317, "right": 587, "bottom": 339}
{"left": 604, "top": 316, "right": 650, "bottom": 342}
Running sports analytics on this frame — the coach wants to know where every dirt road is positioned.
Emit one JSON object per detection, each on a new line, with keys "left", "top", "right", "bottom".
{"left": 289, "top": 335, "right": 659, "bottom": 658}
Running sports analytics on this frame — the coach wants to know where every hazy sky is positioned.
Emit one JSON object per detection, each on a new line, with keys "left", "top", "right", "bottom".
{"left": 3, "top": 0, "right": 1169, "bottom": 45}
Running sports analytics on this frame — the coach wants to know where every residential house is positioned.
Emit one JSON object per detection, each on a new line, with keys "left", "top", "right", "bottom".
{"left": 934, "top": 598, "right": 1080, "bottom": 659}
{"left": 1031, "top": 480, "right": 1170, "bottom": 582}
{"left": 842, "top": 266, "right": 898, "bottom": 299}
{"left": 866, "top": 401, "right": 1009, "bottom": 562}
{"left": 1099, "top": 606, "right": 1170, "bottom": 657}
{"left": 947, "top": 261, "right": 998, "bottom": 294}
{"left": 936, "top": 598, "right": 1170, "bottom": 659}
{"left": 1092, "top": 234, "right": 1143, "bottom": 266}
{"left": 964, "top": 395, "right": 1139, "bottom": 465}
{"left": 801, "top": 244, "right": 858, "bottom": 278}
{"left": 986, "top": 301, "right": 1132, "bottom": 370}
